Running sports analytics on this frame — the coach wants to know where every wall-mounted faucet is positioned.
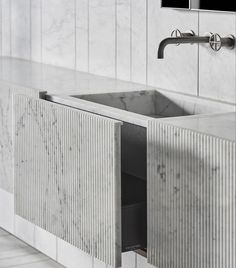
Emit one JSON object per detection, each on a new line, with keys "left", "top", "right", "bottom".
{"left": 157, "top": 29, "right": 235, "bottom": 59}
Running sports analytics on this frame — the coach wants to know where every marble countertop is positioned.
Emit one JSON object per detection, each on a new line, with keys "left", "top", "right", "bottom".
{"left": 160, "top": 112, "right": 236, "bottom": 142}
{"left": 0, "top": 56, "right": 235, "bottom": 142}
{"left": 0, "top": 56, "right": 153, "bottom": 94}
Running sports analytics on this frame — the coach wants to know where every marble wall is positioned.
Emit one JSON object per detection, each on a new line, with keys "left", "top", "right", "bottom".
{"left": 0, "top": 0, "right": 236, "bottom": 104}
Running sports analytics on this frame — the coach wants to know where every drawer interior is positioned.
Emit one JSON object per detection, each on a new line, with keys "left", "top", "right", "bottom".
{"left": 121, "top": 173, "right": 147, "bottom": 252}
{"left": 121, "top": 122, "right": 147, "bottom": 252}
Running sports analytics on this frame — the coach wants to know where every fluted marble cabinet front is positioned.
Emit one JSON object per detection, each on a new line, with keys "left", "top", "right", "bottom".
{"left": 14, "top": 94, "right": 122, "bottom": 267}
{"left": 0, "top": 81, "right": 42, "bottom": 193}
{"left": 14, "top": 92, "right": 236, "bottom": 268}
{"left": 147, "top": 121, "right": 236, "bottom": 268}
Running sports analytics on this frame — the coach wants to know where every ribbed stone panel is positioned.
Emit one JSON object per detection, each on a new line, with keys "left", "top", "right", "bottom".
{"left": 147, "top": 121, "right": 236, "bottom": 268}
{"left": 0, "top": 81, "right": 43, "bottom": 193}
{"left": 14, "top": 94, "right": 122, "bottom": 268}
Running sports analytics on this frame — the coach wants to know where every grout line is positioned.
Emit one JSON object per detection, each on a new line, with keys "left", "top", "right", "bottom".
{"left": 88, "top": 0, "right": 90, "bottom": 73}
{"left": 135, "top": 252, "right": 137, "bottom": 268}
{"left": 33, "top": 225, "right": 36, "bottom": 249}
{"left": 74, "top": 0, "right": 77, "bottom": 70}
{"left": 7, "top": 259, "right": 56, "bottom": 268}
{"left": 0, "top": 0, "right": 1, "bottom": 55}
{"left": 29, "top": 0, "right": 32, "bottom": 61}
{"left": 40, "top": 0, "right": 43, "bottom": 63}
{"left": 74, "top": 0, "right": 76, "bottom": 70}
{"left": 197, "top": 11, "right": 200, "bottom": 97}
{"left": 56, "top": 237, "right": 58, "bottom": 262}
{"left": 0, "top": 252, "right": 44, "bottom": 261}
{"left": 235, "top": 14, "right": 236, "bottom": 106}
{"left": 10, "top": 0, "right": 12, "bottom": 57}
{"left": 130, "top": 0, "right": 132, "bottom": 81}
{"left": 115, "top": 0, "right": 117, "bottom": 79}
{"left": 145, "top": 0, "right": 148, "bottom": 86}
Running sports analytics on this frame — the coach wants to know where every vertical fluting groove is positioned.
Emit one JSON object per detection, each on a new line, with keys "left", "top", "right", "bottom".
{"left": 147, "top": 121, "right": 236, "bottom": 268}
{"left": 14, "top": 95, "right": 122, "bottom": 268}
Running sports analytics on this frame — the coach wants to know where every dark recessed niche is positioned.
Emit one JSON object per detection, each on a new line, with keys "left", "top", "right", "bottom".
{"left": 194, "top": 1, "right": 236, "bottom": 12}
{"left": 162, "top": 0, "right": 236, "bottom": 12}
{"left": 161, "top": 0, "right": 190, "bottom": 9}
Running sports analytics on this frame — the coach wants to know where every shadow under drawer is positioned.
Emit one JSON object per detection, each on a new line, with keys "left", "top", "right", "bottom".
{"left": 121, "top": 173, "right": 147, "bottom": 252}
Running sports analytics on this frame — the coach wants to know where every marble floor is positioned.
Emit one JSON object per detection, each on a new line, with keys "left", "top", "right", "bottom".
{"left": 0, "top": 228, "right": 64, "bottom": 268}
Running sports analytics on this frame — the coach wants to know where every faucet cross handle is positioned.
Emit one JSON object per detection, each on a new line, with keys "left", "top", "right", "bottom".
{"left": 209, "top": 33, "right": 235, "bottom": 51}
{"left": 209, "top": 33, "right": 223, "bottom": 51}
{"left": 171, "top": 29, "right": 195, "bottom": 46}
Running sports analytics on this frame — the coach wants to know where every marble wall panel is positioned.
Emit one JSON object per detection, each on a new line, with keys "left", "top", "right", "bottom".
{"left": 11, "top": 0, "right": 31, "bottom": 60}
{"left": 42, "top": 0, "right": 75, "bottom": 69}
{"left": 199, "top": 12, "right": 236, "bottom": 103}
{"left": 76, "top": 0, "right": 89, "bottom": 72}
{"left": 89, "top": 0, "right": 116, "bottom": 77}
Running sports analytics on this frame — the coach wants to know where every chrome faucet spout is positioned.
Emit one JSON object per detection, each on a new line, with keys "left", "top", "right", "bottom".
{"left": 157, "top": 36, "right": 210, "bottom": 59}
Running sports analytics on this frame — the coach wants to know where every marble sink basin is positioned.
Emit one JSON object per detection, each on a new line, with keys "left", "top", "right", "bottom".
{"left": 69, "top": 90, "right": 233, "bottom": 127}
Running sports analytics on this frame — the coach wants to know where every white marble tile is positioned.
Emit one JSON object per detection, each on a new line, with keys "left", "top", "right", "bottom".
{"left": 1, "top": 0, "right": 11, "bottom": 56}
{"left": 31, "top": 0, "right": 42, "bottom": 62}
{"left": 121, "top": 251, "right": 136, "bottom": 268}
{"left": 0, "top": 245, "right": 37, "bottom": 259}
{"left": 147, "top": 0, "right": 199, "bottom": 95}
{"left": 0, "top": 228, "right": 9, "bottom": 236}
{"left": 57, "top": 238, "right": 93, "bottom": 268}
{"left": 107, "top": 252, "right": 137, "bottom": 268}
{"left": 14, "top": 215, "right": 35, "bottom": 247}
{"left": 0, "top": 230, "right": 63, "bottom": 268}
{"left": 199, "top": 12, "right": 236, "bottom": 103}
{"left": 35, "top": 226, "right": 57, "bottom": 260}
{"left": 42, "top": 0, "right": 76, "bottom": 69}
{"left": 76, "top": 0, "right": 89, "bottom": 72}
{"left": 116, "top": 0, "right": 131, "bottom": 81}
{"left": 18, "top": 260, "right": 64, "bottom": 268}
{"left": 94, "top": 258, "right": 106, "bottom": 268}
{"left": 0, "top": 251, "right": 48, "bottom": 267}
{"left": 89, "top": 0, "right": 116, "bottom": 77}
{"left": 0, "top": 232, "right": 28, "bottom": 252}
{"left": 131, "top": 0, "right": 147, "bottom": 84}
{"left": 11, "top": 0, "right": 31, "bottom": 60}
{"left": 0, "top": 189, "right": 14, "bottom": 233}
{"left": 136, "top": 254, "right": 155, "bottom": 268}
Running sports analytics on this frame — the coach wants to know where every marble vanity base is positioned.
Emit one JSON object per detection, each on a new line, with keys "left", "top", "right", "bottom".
{"left": 148, "top": 121, "right": 236, "bottom": 268}
{"left": 0, "top": 188, "right": 150, "bottom": 268}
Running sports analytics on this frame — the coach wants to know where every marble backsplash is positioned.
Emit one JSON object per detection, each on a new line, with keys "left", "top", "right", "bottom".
{"left": 0, "top": 0, "right": 236, "bottom": 104}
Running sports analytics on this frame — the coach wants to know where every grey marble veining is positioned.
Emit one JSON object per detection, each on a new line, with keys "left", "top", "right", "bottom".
{"left": 76, "top": 90, "right": 235, "bottom": 118}
{"left": 147, "top": 121, "right": 236, "bottom": 268}
{"left": 49, "top": 89, "right": 235, "bottom": 128}
{"left": 14, "top": 94, "right": 122, "bottom": 267}
{"left": 0, "top": 81, "right": 42, "bottom": 193}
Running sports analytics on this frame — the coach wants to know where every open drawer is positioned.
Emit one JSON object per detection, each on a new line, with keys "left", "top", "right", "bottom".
{"left": 14, "top": 94, "right": 147, "bottom": 268}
